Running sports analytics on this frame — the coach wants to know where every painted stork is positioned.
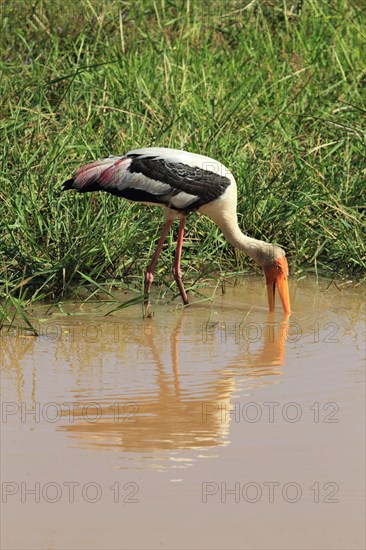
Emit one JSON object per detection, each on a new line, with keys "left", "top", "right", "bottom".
{"left": 63, "top": 147, "right": 291, "bottom": 313}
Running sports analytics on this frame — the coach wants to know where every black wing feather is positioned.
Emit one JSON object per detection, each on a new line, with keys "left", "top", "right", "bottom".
{"left": 128, "top": 157, "right": 230, "bottom": 208}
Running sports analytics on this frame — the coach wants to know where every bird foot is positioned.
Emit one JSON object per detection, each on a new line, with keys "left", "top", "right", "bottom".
{"left": 144, "top": 302, "right": 154, "bottom": 319}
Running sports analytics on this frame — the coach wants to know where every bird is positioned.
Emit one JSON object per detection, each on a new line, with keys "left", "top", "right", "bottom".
{"left": 63, "top": 147, "right": 291, "bottom": 313}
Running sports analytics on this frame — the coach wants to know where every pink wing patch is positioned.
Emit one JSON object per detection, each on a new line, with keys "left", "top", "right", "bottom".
{"left": 73, "top": 157, "right": 131, "bottom": 189}
{"left": 99, "top": 157, "right": 131, "bottom": 187}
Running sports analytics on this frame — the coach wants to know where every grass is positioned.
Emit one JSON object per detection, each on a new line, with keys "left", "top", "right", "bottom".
{"left": 1, "top": 0, "right": 365, "bottom": 327}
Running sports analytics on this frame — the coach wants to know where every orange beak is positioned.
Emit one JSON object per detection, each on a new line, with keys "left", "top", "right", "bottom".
{"left": 264, "top": 256, "right": 291, "bottom": 314}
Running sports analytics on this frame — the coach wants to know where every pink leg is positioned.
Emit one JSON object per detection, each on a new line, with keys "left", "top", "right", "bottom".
{"left": 145, "top": 220, "right": 173, "bottom": 302}
{"left": 172, "top": 217, "right": 189, "bottom": 305}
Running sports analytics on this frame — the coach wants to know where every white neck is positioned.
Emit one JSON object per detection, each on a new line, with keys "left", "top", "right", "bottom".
{"left": 201, "top": 203, "right": 284, "bottom": 268}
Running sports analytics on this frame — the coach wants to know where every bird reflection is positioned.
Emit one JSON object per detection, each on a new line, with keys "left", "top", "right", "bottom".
{"left": 59, "top": 312, "right": 290, "bottom": 459}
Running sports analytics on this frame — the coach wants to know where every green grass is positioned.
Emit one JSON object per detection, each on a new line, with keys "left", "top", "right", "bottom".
{"left": 1, "top": 0, "right": 365, "bottom": 325}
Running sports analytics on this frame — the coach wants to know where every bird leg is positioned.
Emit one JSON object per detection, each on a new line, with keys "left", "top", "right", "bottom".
{"left": 144, "top": 219, "right": 173, "bottom": 304}
{"left": 172, "top": 216, "right": 189, "bottom": 305}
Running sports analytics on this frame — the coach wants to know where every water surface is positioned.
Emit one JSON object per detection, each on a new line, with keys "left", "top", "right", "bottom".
{"left": 1, "top": 277, "right": 365, "bottom": 549}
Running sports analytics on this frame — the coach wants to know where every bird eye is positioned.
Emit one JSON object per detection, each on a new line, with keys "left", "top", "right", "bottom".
{"left": 276, "top": 265, "right": 281, "bottom": 271}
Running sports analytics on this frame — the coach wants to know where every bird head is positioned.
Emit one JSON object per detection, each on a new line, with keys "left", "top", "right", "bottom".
{"left": 264, "top": 255, "right": 291, "bottom": 314}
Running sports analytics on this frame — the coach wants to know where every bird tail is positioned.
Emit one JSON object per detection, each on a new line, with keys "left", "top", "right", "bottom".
{"left": 63, "top": 178, "right": 76, "bottom": 190}
{"left": 62, "top": 156, "right": 130, "bottom": 192}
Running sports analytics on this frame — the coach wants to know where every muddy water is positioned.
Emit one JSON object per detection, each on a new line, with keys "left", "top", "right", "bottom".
{"left": 1, "top": 277, "right": 365, "bottom": 549}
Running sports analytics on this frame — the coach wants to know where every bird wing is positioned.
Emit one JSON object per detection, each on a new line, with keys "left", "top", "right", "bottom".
{"left": 64, "top": 148, "right": 232, "bottom": 212}
{"left": 127, "top": 154, "right": 231, "bottom": 208}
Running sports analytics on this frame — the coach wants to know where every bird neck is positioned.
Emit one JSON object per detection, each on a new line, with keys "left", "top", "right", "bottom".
{"left": 221, "top": 220, "right": 270, "bottom": 266}
{"left": 203, "top": 207, "right": 283, "bottom": 268}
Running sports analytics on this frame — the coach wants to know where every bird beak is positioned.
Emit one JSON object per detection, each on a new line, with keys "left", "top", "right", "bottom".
{"left": 265, "top": 257, "right": 291, "bottom": 314}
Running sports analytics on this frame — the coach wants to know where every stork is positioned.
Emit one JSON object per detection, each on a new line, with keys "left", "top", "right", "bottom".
{"left": 63, "top": 147, "right": 291, "bottom": 313}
